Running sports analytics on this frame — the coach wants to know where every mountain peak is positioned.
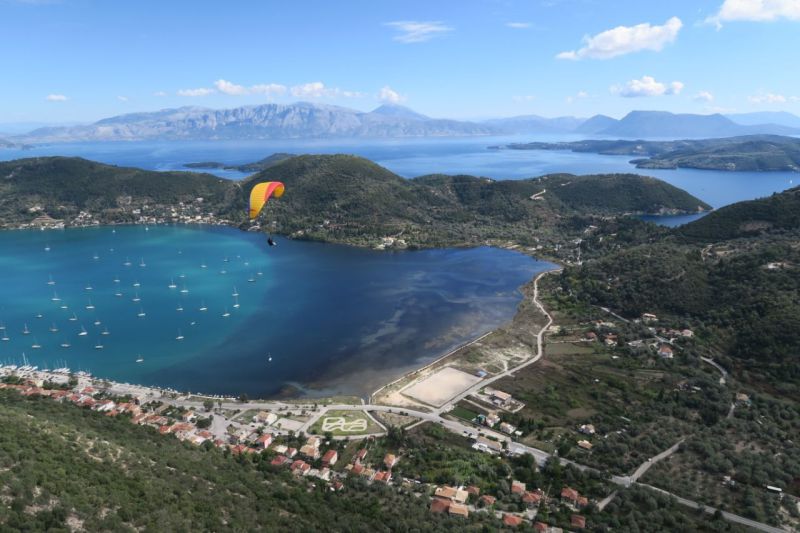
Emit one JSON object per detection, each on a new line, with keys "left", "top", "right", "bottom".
{"left": 368, "top": 104, "right": 429, "bottom": 121}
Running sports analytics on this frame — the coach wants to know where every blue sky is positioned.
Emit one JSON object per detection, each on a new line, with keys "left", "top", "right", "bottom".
{"left": 1, "top": 0, "right": 799, "bottom": 123}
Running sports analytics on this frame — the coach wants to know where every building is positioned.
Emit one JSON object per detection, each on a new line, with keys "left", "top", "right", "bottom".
{"left": 579, "top": 424, "right": 595, "bottom": 435}
{"left": 577, "top": 440, "right": 593, "bottom": 450}
{"left": 571, "top": 514, "right": 586, "bottom": 529}
{"left": 561, "top": 487, "right": 580, "bottom": 505}
{"left": 522, "top": 491, "right": 542, "bottom": 507}
{"left": 511, "top": 480, "right": 526, "bottom": 494}
{"left": 657, "top": 344, "right": 674, "bottom": 358}
{"left": 434, "top": 486, "right": 469, "bottom": 504}
{"left": 270, "top": 455, "right": 288, "bottom": 466}
{"left": 255, "top": 434, "right": 273, "bottom": 449}
{"left": 485, "top": 412, "right": 501, "bottom": 427}
{"left": 499, "top": 422, "right": 517, "bottom": 434}
{"left": 584, "top": 331, "right": 598, "bottom": 342}
{"left": 503, "top": 514, "right": 524, "bottom": 527}
{"left": 473, "top": 436, "right": 503, "bottom": 454}
{"left": 355, "top": 448, "right": 368, "bottom": 463}
{"left": 480, "top": 494, "right": 496, "bottom": 507}
{"left": 373, "top": 471, "right": 391, "bottom": 483}
{"left": 300, "top": 437, "right": 321, "bottom": 460}
{"left": 642, "top": 313, "right": 658, "bottom": 322}
{"left": 321, "top": 449, "right": 338, "bottom": 467}
{"left": 430, "top": 498, "right": 450, "bottom": 514}
{"left": 448, "top": 502, "right": 469, "bottom": 518}
{"left": 290, "top": 460, "right": 311, "bottom": 476}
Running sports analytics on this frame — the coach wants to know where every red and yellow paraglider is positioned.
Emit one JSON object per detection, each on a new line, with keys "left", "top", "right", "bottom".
{"left": 249, "top": 181, "right": 285, "bottom": 246}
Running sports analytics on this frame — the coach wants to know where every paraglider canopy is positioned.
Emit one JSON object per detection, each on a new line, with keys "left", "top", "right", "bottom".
{"left": 249, "top": 181, "right": 285, "bottom": 220}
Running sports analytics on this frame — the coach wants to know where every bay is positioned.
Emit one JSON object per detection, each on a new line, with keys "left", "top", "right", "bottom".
{"left": 0, "top": 225, "right": 550, "bottom": 398}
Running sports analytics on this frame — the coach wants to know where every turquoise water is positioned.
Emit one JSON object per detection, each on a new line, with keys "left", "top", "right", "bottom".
{"left": 0, "top": 225, "right": 550, "bottom": 397}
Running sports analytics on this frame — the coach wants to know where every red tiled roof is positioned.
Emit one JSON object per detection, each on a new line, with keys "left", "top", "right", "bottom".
{"left": 429, "top": 497, "right": 450, "bottom": 514}
{"left": 503, "top": 514, "right": 523, "bottom": 527}
{"left": 466, "top": 485, "right": 481, "bottom": 495}
{"left": 571, "top": 514, "right": 586, "bottom": 529}
{"left": 270, "top": 455, "right": 287, "bottom": 466}
{"left": 522, "top": 491, "right": 542, "bottom": 504}
{"left": 561, "top": 487, "right": 579, "bottom": 501}
{"left": 534, "top": 522, "right": 548, "bottom": 532}
{"left": 480, "top": 494, "right": 496, "bottom": 506}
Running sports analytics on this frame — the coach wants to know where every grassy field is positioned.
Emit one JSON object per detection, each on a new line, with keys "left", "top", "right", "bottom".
{"left": 449, "top": 406, "right": 479, "bottom": 422}
{"left": 308, "top": 410, "right": 382, "bottom": 436}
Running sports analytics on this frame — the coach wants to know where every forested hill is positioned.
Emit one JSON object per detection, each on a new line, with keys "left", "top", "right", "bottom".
{"left": 504, "top": 135, "right": 800, "bottom": 172}
{"left": 0, "top": 157, "right": 239, "bottom": 224}
{"left": 560, "top": 187, "right": 800, "bottom": 389}
{"left": 241, "top": 155, "right": 709, "bottom": 247}
{"left": 676, "top": 186, "right": 800, "bottom": 242}
{"left": 0, "top": 154, "right": 709, "bottom": 249}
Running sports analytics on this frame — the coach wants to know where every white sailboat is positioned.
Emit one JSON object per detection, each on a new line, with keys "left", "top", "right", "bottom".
{"left": 47, "top": 275, "right": 55, "bottom": 286}
{"left": 85, "top": 283, "right": 93, "bottom": 291}
{"left": 93, "top": 319, "right": 101, "bottom": 326}
{"left": 180, "top": 284, "right": 189, "bottom": 294}
{"left": 232, "top": 287, "right": 239, "bottom": 297}
{"left": 60, "top": 340, "right": 70, "bottom": 348}
{"left": 176, "top": 329, "right": 184, "bottom": 341}
{"left": 92, "top": 252, "right": 99, "bottom": 260}
{"left": 139, "top": 257, "right": 146, "bottom": 267}
{"left": 94, "top": 340, "right": 103, "bottom": 349}
{"left": 267, "top": 353, "right": 272, "bottom": 363}
{"left": 133, "top": 280, "right": 141, "bottom": 287}
{"left": 222, "top": 307, "right": 230, "bottom": 318}
{"left": 176, "top": 304, "right": 184, "bottom": 312}
{"left": 135, "top": 355, "right": 144, "bottom": 363}
{"left": 233, "top": 296, "right": 240, "bottom": 309}
{"left": 78, "top": 325, "right": 88, "bottom": 336}
{"left": 85, "top": 299, "right": 95, "bottom": 310}
{"left": 115, "top": 291, "right": 123, "bottom": 297}
{"left": 31, "top": 337, "right": 42, "bottom": 349}
{"left": 101, "top": 327, "right": 110, "bottom": 336}
{"left": 137, "top": 308, "right": 146, "bottom": 318}
{"left": 199, "top": 301, "right": 208, "bottom": 312}
{"left": 22, "top": 323, "right": 30, "bottom": 335}
{"left": 44, "top": 244, "right": 51, "bottom": 252}
{"left": 200, "top": 261, "right": 207, "bottom": 269}
{"left": 168, "top": 278, "right": 177, "bottom": 289}
{"left": 69, "top": 313, "right": 78, "bottom": 322}
{"left": 123, "top": 257, "right": 132, "bottom": 266}
{"left": 223, "top": 256, "right": 229, "bottom": 263}
{"left": 60, "top": 304, "right": 68, "bottom": 309}
{"left": 51, "top": 292, "right": 61, "bottom": 302}
{"left": 49, "top": 323, "right": 58, "bottom": 333}
{"left": 219, "top": 269, "right": 227, "bottom": 275}
{"left": 132, "top": 292, "right": 141, "bottom": 302}
{"left": 1, "top": 333, "right": 9, "bottom": 342}
{"left": 113, "top": 276, "right": 120, "bottom": 283}
{"left": 0, "top": 321, "right": 5, "bottom": 330}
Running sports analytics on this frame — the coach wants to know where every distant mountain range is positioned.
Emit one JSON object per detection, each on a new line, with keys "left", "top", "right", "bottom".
{"left": 9, "top": 103, "right": 800, "bottom": 143}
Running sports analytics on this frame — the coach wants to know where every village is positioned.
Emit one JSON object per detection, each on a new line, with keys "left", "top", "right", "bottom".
{"left": 12, "top": 196, "right": 230, "bottom": 231}
{"left": 0, "top": 365, "right": 601, "bottom": 531}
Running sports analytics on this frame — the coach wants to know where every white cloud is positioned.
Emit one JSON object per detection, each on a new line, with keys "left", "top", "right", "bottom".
{"left": 693, "top": 90, "right": 714, "bottom": 102}
{"left": 290, "top": 81, "right": 328, "bottom": 98}
{"left": 214, "top": 79, "right": 248, "bottom": 96}
{"left": 557, "top": 16, "right": 682, "bottom": 60}
{"left": 385, "top": 21, "right": 452, "bottom": 43}
{"left": 611, "top": 76, "right": 684, "bottom": 97}
{"left": 748, "top": 92, "right": 798, "bottom": 104}
{"left": 211, "top": 79, "right": 288, "bottom": 97}
{"left": 153, "top": 91, "right": 167, "bottom": 97}
{"left": 117, "top": 95, "right": 129, "bottom": 102}
{"left": 706, "top": 0, "right": 800, "bottom": 27}
{"left": 45, "top": 94, "right": 68, "bottom": 101}
{"left": 177, "top": 87, "right": 214, "bottom": 97}
{"left": 506, "top": 22, "right": 531, "bottom": 29}
{"left": 379, "top": 86, "right": 405, "bottom": 103}
{"left": 250, "top": 83, "right": 287, "bottom": 97}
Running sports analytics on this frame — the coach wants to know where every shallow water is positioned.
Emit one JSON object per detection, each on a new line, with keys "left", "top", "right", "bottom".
{"left": 0, "top": 225, "right": 550, "bottom": 397}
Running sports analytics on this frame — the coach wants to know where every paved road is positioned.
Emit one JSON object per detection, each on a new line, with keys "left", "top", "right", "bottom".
{"left": 434, "top": 269, "right": 561, "bottom": 415}
{"left": 637, "top": 483, "right": 787, "bottom": 533}
{"left": 701, "top": 356, "right": 728, "bottom": 386}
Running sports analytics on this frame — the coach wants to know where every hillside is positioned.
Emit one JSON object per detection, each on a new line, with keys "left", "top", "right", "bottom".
{"left": 0, "top": 390, "right": 488, "bottom": 531}
{"left": 0, "top": 155, "right": 709, "bottom": 251}
{"left": 0, "top": 157, "right": 239, "bottom": 226}
{"left": 184, "top": 152, "right": 295, "bottom": 172}
{"left": 560, "top": 187, "right": 800, "bottom": 389}
{"left": 599, "top": 111, "right": 799, "bottom": 138}
{"left": 505, "top": 135, "right": 800, "bottom": 172}
{"left": 676, "top": 186, "right": 800, "bottom": 242}
{"left": 240, "top": 155, "right": 709, "bottom": 248}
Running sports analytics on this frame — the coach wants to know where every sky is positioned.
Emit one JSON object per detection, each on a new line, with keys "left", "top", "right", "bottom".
{"left": 1, "top": 0, "right": 800, "bottom": 124}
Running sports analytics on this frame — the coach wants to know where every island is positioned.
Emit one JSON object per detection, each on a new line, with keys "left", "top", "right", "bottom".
{"left": 184, "top": 152, "right": 295, "bottom": 172}
{"left": 498, "top": 134, "right": 800, "bottom": 172}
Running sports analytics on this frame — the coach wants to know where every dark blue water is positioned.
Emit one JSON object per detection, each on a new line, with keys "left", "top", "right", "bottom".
{"left": 0, "top": 225, "right": 549, "bottom": 397}
{"left": 2, "top": 137, "right": 796, "bottom": 214}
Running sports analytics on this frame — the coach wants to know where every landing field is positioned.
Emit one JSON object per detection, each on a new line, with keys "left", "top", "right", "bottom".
{"left": 401, "top": 367, "right": 481, "bottom": 407}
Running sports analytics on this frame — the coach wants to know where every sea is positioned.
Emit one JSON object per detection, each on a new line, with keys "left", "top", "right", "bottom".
{"left": 0, "top": 225, "right": 550, "bottom": 398}
{"left": 0, "top": 135, "right": 796, "bottom": 396}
